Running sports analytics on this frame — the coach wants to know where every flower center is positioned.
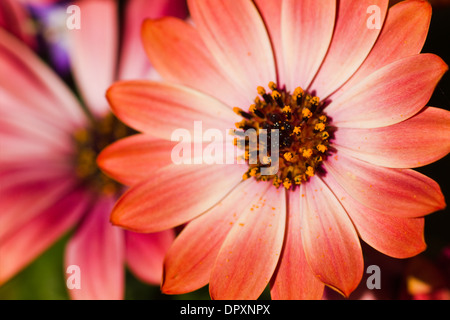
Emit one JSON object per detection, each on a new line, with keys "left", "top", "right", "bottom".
{"left": 73, "top": 113, "right": 135, "bottom": 195}
{"left": 233, "top": 82, "right": 331, "bottom": 190}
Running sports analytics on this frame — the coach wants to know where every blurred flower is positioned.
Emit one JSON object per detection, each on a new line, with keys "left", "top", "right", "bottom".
{"left": 100, "top": 0, "right": 450, "bottom": 300}
{"left": 0, "top": 0, "right": 188, "bottom": 299}
{"left": 390, "top": 0, "right": 450, "bottom": 7}
{"left": 325, "top": 245, "right": 450, "bottom": 300}
{"left": 0, "top": 0, "right": 37, "bottom": 48}
{"left": 401, "top": 247, "right": 450, "bottom": 300}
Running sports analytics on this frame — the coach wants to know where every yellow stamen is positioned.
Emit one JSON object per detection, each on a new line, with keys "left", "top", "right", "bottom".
{"left": 293, "top": 126, "right": 301, "bottom": 135}
{"left": 271, "top": 90, "right": 281, "bottom": 100}
{"left": 249, "top": 167, "right": 259, "bottom": 177}
{"left": 315, "top": 122, "right": 326, "bottom": 132}
{"left": 302, "top": 108, "right": 312, "bottom": 119}
{"left": 321, "top": 131, "right": 330, "bottom": 140}
{"left": 249, "top": 104, "right": 257, "bottom": 113}
{"left": 243, "top": 172, "right": 250, "bottom": 180}
{"left": 294, "top": 175, "right": 303, "bottom": 185}
{"left": 283, "top": 179, "right": 292, "bottom": 190}
{"left": 293, "top": 87, "right": 304, "bottom": 98}
{"left": 235, "top": 120, "right": 246, "bottom": 129}
{"left": 319, "top": 115, "right": 327, "bottom": 122}
{"left": 257, "top": 86, "right": 266, "bottom": 96}
{"left": 284, "top": 152, "right": 294, "bottom": 162}
{"left": 305, "top": 166, "right": 315, "bottom": 177}
{"left": 268, "top": 81, "right": 277, "bottom": 91}
{"left": 310, "top": 97, "right": 320, "bottom": 106}
{"left": 282, "top": 105, "right": 292, "bottom": 114}
{"left": 302, "top": 148, "right": 313, "bottom": 159}
{"left": 233, "top": 107, "right": 243, "bottom": 115}
{"left": 317, "top": 144, "right": 328, "bottom": 153}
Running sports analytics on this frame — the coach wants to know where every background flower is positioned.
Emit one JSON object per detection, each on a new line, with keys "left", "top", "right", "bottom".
{"left": 0, "top": 0, "right": 187, "bottom": 300}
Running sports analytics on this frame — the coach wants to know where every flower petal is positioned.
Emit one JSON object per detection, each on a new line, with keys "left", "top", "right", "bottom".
{"left": 0, "top": 28, "right": 85, "bottom": 129}
{"left": 300, "top": 177, "right": 364, "bottom": 297}
{"left": 188, "top": 0, "right": 276, "bottom": 95}
{"left": 0, "top": 169, "right": 75, "bottom": 239}
{"left": 162, "top": 179, "right": 265, "bottom": 295}
{"left": 118, "top": 0, "right": 188, "bottom": 80}
{"left": 253, "top": 0, "right": 285, "bottom": 86}
{"left": 333, "top": 107, "right": 450, "bottom": 168}
{"left": 65, "top": 196, "right": 125, "bottom": 300}
{"left": 209, "top": 186, "right": 286, "bottom": 300}
{"left": 309, "top": 0, "right": 388, "bottom": 98}
{"left": 0, "top": 189, "right": 88, "bottom": 285}
{"left": 334, "top": 0, "right": 432, "bottom": 97}
{"left": 322, "top": 173, "right": 426, "bottom": 259}
{"left": 125, "top": 229, "right": 174, "bottom": 285}
{"left": 270, "top": 190, "right": 325, "bottom": 300}
{"left": 141, "top": 17, "right": 249, "bottom": 108}
{"left": 324, "top": 152, "right": 446, "bottom": 218}
{"left": 281, "top": 0, "right": 336, "bottom": 92}
{"left": 107, "top": 80, "right": 239, "bottom": 140}
{"left": 327, "top": 54, "right": 448, "bottom": 128}
{"left": 0, "top": 0, "right": 36, "bottom": 48}
{"left": 111, "top": 163, "right": 245, "bottom": 233}
{"left": 68, "top": 0, "right": 118, "bottom": 116}
{"left": 0, "top": 110, "right": 73, "bottom": 157}
{"left": 97, "top": 134, "right": 178, "bottom": 186}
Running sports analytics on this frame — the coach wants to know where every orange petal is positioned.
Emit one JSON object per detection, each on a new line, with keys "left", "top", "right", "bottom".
{"left": 333, "top": 107, "right": 450, "bottom": 168}
{"left": 162, "top": 179, "right": 265, "bottom": 295}
{"left": 322, "top": 173, "right": 426, "bottom": 259}
{"left": 324, "top": 152, "right": 446, "bottom": 218}
{"left": 327, "top": 54, "right": 448, "bottom": 128}
{"left": 209, "top": 186, "right": 286, "bottom": 300}
{"left": 254, "top": 0, "right": 286, "bottom": 85}
{"left": 270, "top": 190, "right": 325, "bottom": 300}
{"left": 141, "top": 17, "right": 249, "bottom": 107}
{"left": 281, "top": 0, "right": 336, "bottom": 91}
{"left": 309, "top": 0, "right": 388, "bottom": 98}
{"left": 300, "top": 178, "right": 364, "bottom": 297}
{"left": 106, "top": 80, "right": 238, "bottom": 139}
{"left": 97, "top": 134, "right": 177, "bottom": 186}
{"left": 188, "top": 0, "right": 276, "bottom": 96}
{"left": 111, "top": 163, "right": 245, "bottom": 233}
{"left": 334, "top": 0, "right": 432, "bottom": 97}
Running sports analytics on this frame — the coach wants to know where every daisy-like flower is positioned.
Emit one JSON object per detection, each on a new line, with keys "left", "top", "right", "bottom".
{"left": 100, "top": 0, "right": 450, "bottom": 299}
{"left": 0, "top": 0, "right": 187, "bottom": 299}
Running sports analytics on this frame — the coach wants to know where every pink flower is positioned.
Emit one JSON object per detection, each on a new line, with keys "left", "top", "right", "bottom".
{"left": 100, "top": 0, "right": 450, "bottom": 299}
{"left": 0, "top": 0, "right": 187, "bottom": 299}
{"left": 0, "top": 0, "right": 37, "bottom": 48}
